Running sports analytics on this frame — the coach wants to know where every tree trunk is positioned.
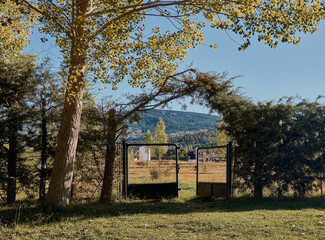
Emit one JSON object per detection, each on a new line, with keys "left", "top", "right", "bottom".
{"left": 100, "top": 109, "right": 117, "bottom": 203}
{"left": 254, "top": 184, "right": 263, "bottom": 198}
{"left": 39, "top": 97, "right": 47, "bottom": 201}
{"left": 253, "top": 160, "right": 263, "bottom": 198}
{"left": 7, "top": 109, "right": 18, "bottom": 204}
{"left": 42, "top": 80, "right": 83, "bottom": 209}
{"left": 43, "top": 0, "right": 90, "bottom": 210}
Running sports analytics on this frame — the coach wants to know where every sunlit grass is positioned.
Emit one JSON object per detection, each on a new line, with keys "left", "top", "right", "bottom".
{"left": 3, "top": 159, "right": 325, "bottom": 239}
{"left": 2, "top": 196, "right": 325, "bottom": 239}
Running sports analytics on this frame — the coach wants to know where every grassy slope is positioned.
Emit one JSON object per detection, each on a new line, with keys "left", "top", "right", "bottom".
{"left": 1, "top": 196, "right": 325, "bottom": 239}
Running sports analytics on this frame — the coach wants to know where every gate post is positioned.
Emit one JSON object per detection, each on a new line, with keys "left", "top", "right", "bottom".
{"left": 175, "top": 144, "right": 179, "bottom": 197}
{"left": 226, "top": 141, "right": 232, "bottom": 199}
{"left": 196, "top": 147, "right": 199, "bottom": 196}
{"left": 122, "top": 140, "right": 127, "bottom": 197}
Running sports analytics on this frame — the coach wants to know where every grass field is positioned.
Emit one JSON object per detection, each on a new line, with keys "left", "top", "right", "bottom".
{"left": 2, "top": 158, "right": 325, "bottom": 239}
{"left": 1, "top": 196, "right": 325, "bottom": 239}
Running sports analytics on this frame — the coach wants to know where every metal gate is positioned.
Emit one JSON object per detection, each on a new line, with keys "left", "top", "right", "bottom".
{"left": 122, "top": 142, "right": 179, "bottom": 199}
{"left": 196, "top": 141, "right": 232, "bottom": 198}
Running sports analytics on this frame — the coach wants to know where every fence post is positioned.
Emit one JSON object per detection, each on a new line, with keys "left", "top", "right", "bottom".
{"left": 122, "top": 140, "right": 127, "bottom": 197}
{"left": 226, "top": 141, "right": 232, "bottom": 199}
{"left": 175, "top": 144, "right": 179, "bottom": 197}
{"left": 196, "top": 147, "right": 199, "bottom": 196}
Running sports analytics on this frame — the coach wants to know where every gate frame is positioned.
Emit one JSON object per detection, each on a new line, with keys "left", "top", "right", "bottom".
{"left": 196, "top": 141, "right": 232, "bottom": 198}
{"left": 122, "top": 141, "right": 179, "bottom": 199}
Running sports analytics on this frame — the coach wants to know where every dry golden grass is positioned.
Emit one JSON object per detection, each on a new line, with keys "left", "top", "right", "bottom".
{"left": 128, "top": 160, "right": 227, "bottom": 184}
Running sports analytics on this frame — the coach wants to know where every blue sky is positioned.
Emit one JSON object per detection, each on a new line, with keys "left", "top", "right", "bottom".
{"left": 26, "top": 21, "right": 325, "bottom": 114}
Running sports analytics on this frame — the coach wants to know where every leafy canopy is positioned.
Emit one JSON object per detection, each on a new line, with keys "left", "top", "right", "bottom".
{"left": 20, "top": 0, "right": 325, "bottom": 89}
{"left": 0, "top": 0, "right": 37, "bottom": 60}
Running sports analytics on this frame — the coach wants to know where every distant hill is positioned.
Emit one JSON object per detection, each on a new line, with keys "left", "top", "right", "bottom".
{"left": 127, "top": 109, "right": 220, "bottom": 142}
{"left": 169, "top": 130, "right": 217, "bottom": 148}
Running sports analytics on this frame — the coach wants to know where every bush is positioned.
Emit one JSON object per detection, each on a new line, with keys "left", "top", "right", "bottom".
{"left": 150, "top": 168, "right": 160, "bottom": 180}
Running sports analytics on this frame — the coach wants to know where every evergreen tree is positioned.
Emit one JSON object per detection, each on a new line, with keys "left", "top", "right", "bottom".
{"left": 207, "top": 95, "right": 325, "bottom": 197}
{"left": 0, "top": 54, "right": 37, "bottom": 203}
{"left": 216, "top": 118, "right": 229, "bottom": 146}
{"left": 31, "top": 58, "right": 63, "bottom": 201}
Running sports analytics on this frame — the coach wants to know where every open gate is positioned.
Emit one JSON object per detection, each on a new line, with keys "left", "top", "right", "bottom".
{"left": 196, "top": 141, "right": 232, "bottom": 198}
{"left": 122, "top": 142, "right": 179, "bottom": 199}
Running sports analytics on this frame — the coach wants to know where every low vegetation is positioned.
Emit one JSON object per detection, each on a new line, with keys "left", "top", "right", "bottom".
{"left": 1, "top": 196, "right": 325, "bottom": 239}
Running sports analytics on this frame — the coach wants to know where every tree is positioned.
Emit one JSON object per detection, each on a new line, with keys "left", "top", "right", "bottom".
{"left": 209, "top": 94, "right": 325, "bottom": 197}
{"left": 30, "top": 59, "right": 63, "bottom": 201}
{"left": 144, "top": 130, "right": 154, "bottom": 144}
{"left": 274, "top": 99, "right": 325, "bottom": 196}
{"left": 216, "top": 118, "right": 229, "bottom": 146}
{"left": 19, "top": 0, "right": 324, "bottom": 209}
{"left": 215, "top": 118, "right": 229, "bottom": 160}
{"left": 154, "top": 117, "right": 168, "bottom": 160}
{"left": 0, "top": 54, "right": 37, "bottom": 203}
{"left": 144, "top": 129, "right": 154, "bottom": 159}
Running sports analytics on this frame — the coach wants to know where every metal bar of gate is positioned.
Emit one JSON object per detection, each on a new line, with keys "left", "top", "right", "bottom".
{"left": 125, "top": 143, "right": 178, "bottom": 146}
{"left": 176, "top": 145, "right": 179, "bottom": 197}
{"left": 122, "top": 140, "right": 126, "bottom": 197}
{"left": 126, "top": 143, "right": 129, "bottom": 190}
{"left": 226, "top": 141, "right": 232, "bottom": 199}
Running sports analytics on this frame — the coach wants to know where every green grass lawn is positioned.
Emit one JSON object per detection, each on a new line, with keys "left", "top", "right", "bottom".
{"left": 1, "top": 196, "right": 325, "bottom": 239}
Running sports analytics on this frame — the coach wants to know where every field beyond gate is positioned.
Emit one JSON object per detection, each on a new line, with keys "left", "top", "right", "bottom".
{"left": 128, "top": 160, "right": 226, "bottom": 183}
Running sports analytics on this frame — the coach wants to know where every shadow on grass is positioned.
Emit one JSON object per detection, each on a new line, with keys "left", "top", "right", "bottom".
{"left": 1, "top": 196, "right": 325, "bottom": 226}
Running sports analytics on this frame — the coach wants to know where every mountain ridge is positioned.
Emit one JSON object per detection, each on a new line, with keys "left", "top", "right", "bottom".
{"left": 127, "top": 109, "right": 220, "bottom": 142}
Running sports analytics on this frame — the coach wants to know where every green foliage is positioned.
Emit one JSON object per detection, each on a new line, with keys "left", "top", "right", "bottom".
{"left": 218, "top": 97, "right": 325, "bottom": 197}
{"left": 74, "top": 92, "right": 107, "bottom": 199}
{"left": 28, "top": 58, "right": 64, "bottom": 160}
{"left": 154, "top": 118, "right": 168, "bottom": 144}
{"left": 154, "top": 118, "right": 168, "bottom": 160}
{"left": 144, "top": 130, "right": 153, "bottom": 144}
{"left": 187, "top": 72, "right": 325, "bottom": 197}
{"left": 23, "top": 0, "right": 325, "bottom": 89}
{"left": 0, "top": 54, "right": 37, "bottom": 202}
{"left": 216, "top": 118, "right": 229, "bottom": 146}
{"left": 0, "top": 0, "right": 37, "bottom": 59}
{"left": 150, "top": 168, "right": 160, "bottom": 180}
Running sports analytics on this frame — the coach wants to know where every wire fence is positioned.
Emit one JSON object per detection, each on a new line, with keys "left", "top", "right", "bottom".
{"left": 127, "top": 144, "right": 177, "bottom": 184}
{"left": 197, "top": 146, "right": 227, "bottom": 184}
{"left": 7, "top": 141, "right": 325, "bottom": 202}
{"left": 72, "top": 143, "right": 124, "bottom": 200}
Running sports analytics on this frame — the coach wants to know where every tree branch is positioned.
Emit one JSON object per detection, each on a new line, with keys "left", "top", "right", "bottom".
{"left": 88, "top": 0, "right": 193, "bottom": 41}
{"left": 19, "top": 0, "right": 72, "bottom": 38}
